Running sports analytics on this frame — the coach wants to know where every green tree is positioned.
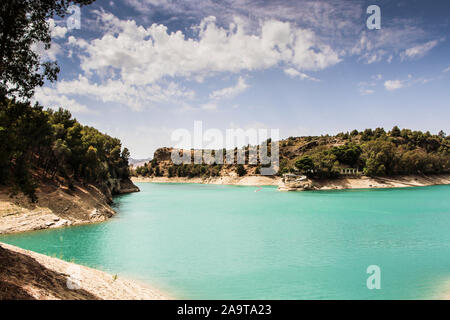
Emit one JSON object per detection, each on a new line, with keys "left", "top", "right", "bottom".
{"left": 330, "top": 144, "right": 362, "bottom": 166}
{"left": 236, "top": 164, "right": 246, "bottom": 177}
{"left": 0, "top": 0, "right": 95, "bottom": 98}
{"left": 391, "top": 126, "right": 401, "bottom": 137}
{"left": 295, "top": 156, "right": 315, "bottom": 177}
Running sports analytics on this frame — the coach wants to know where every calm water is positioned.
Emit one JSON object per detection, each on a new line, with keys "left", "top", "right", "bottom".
{"left": 1, "top": 183, "right": 450, "bottom": 299}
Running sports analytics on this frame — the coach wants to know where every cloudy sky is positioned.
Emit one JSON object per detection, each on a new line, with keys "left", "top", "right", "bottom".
{"left": 34, "top": 0, "right": 450, "bottom": 158}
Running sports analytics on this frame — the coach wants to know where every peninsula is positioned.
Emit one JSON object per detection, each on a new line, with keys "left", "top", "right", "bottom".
{"left": 131, "top": 127, "right": 450, "bottom": 191}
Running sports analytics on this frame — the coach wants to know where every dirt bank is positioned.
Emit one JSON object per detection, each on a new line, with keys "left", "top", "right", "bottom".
{"left": 133, "top": 174, "right": 450, "bottom": 191}
{"left": 0, "top": 243, "right": 168, "bottom": 300}
{"left": 132, "top": 175, "right": 282, "bottom": 186}
{"left": 309, "top": 174, "right": 450, "bottom": 191}
{"left": 0, "top": 178, "right": 139, "bottom": 235}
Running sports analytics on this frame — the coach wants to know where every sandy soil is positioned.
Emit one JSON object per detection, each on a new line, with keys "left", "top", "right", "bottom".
{"left": 132, "top": 175, "right": 282, "bottom": 186}
{"left": 0, "top": 181, "right": 116, "bottom": 235}
{"left": 0, "top": 243, "right": 168, "bottom": 300}
{"left": 0, "top": 177, "right": 139, "bottom": 235}
{"left": 311, "top": 174, "right": 450, "bottom": 191}
{"left": 133, "top": 174, "right": 450, "bottom": 191}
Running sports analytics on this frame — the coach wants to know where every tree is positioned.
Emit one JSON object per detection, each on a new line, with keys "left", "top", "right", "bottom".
{"left": 295, "top": 156, "right": 315, "bottom": 177}
{"left": 0, "top": 0, "right": 95, "bottom": 98}
{"left": 1, "top": 97, "right": 133, "bottom": 198}
{"left": 361, "top": 139, "right": 397, "bottom": 176}
{"left": 168, "top": 166, "right": 176, "bottom": 178}
{"left": 330, "top": 144, "right": 362, "bottom": 166}
{"left": 236, "top": 164, "right": 246, "bottom": 177}
{"left": 311, "top": 152, "right": 339, "bottom": 179}
{"left": 391, "top": 126, "right": 401, "bottom": 137}
{"left": 438, "top": 130, "right": 446, "bottom": 139}
{"left": 361, "top": 129, "right": 374, "bottom": 141}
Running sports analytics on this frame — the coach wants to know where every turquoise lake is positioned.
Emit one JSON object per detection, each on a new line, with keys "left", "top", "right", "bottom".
{"left": 1, "top": 183, "right": 450, "bottom": 299}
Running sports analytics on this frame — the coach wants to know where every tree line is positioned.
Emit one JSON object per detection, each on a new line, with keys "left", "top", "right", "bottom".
{"left": 291, "top": 127, "right": 449, "bottom": 179}
{"left": 0, "top": 97, "right": 130, "bottom": 201}
{"left": 133, "top": 126, "right": 449, "bottom": 180}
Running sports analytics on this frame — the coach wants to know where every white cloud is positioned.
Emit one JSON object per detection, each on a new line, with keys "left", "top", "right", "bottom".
{"left": 209, "top": 77, "right": 249, "bottom": 100}
{"left": 359, "top": 88, "right": 374, "bottom": 95}
{"left": 69, "top": 13, "right": 340, "bottom": 87}
{"left": 351, "top": 24, "right": 431, "bottom": 64}
{"left": 34, "top": 87, "right": 90, "bottom": 113}
{"left": 123, "top": 0, "right": 363, "bottom": 47}
{"left": 31, "top": 19, "right": 69, "bottom": 61}
{"left": 39, "top": 76, "right": 195, "bottom": 112}
{"left": 383, "top": 74, "right": 438, "bottom": 92}
{"left": 443, "top": 66, "right": 450, "bottom": 73}
{"left": 357, "top": 76, "right": 381, "bottom": 95}
{"left": 122, "top": 1, "right": 437, "bottom": 67}
{"left": 42, "top": 12, "right": 341, "bottom": 112}
{"left": 49, "top": 19, "right": 68, "bottom": 39}
{"left": 31, "top": 42, "right": 63, "bottom": 61}
{"left": 284, "top": 68, "right": 319, "bottom": 81}
{"left": 201, "top": 103, "right": 217, "bottom": 111}
{"left": 384, "top": 80, "right": 404, "bottom": 91}
{"left": 401, "top": 40, "right": 439, "bottom": 60}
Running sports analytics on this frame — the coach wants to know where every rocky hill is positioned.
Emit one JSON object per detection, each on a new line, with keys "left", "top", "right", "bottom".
{"left": 131, "top": 127, "right": 449, "bottom": 182}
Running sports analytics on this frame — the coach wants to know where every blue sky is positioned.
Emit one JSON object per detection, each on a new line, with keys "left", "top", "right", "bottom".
{"left": 34, "top": 0, "right": 450, "bottom": 158}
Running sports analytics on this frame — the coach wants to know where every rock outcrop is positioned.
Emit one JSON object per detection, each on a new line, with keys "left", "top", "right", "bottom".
{"left": 102, "top": 178, "right": 140, "bottom": 202}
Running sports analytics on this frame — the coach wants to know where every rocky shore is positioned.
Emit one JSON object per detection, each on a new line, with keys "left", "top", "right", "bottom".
{"left": 0, "top": 242, "right": 168, "bottom": 300}
{"left": 278, "top": 174, "right": 450, "bottom": 191}
{"left": 0, "top": 178, "right": 139, "bottom": 235}
{"left": 132, "top": 175, "right": 281, "bottom": 186}
{"left": 132, "top": 174, "right": 450, "bottom": 191}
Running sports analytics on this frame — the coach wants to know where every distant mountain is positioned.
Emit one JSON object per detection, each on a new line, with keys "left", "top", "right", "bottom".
{"left": 129, "top": 158, "right": 152, "bottom": 168}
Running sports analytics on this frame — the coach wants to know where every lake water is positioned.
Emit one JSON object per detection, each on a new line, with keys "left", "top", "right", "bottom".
{"left": 1, "top": 183, "right": 450, "bottom": 299}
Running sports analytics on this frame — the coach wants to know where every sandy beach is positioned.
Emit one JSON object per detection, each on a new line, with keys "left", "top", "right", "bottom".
{"left": 0, "top": 242, "right": 169, "bottom": 300}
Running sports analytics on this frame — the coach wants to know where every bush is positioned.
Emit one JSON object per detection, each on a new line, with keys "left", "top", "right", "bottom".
{"left": 236, "top": 164, "right": 246, "bottom": 177}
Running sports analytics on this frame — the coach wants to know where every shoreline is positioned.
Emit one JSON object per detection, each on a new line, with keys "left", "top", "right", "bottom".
{"left": 0, "top": 178, "right": 139, "bottom": 235}
{"left": 132, "top": 174, "right": 450, "bottom": 191}
{"left": 0, "top": 242, "right": 170, "bottom": 300}
{"left": 132, "top": 175, "right": 282, "bottom": 186}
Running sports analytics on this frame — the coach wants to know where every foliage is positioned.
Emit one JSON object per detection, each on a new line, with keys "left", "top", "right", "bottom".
{"left": 329, "top": 143, "right": 362, "bottom": 167}
{"left": 0, "top": 0, "right": 95, "bottom": 98}
{"left": 289, "top": 128, "right": 449, "bottom": 179}
{"left": 295, "top": 156, "right": 315, "bottom": 177}
{"left": 0, "top": 98, "right": 131, "bottom": 199}
{"left": 133, "top": 127, "right": 449, "bottom": 181}
{"left": 236, "top": 164, "right": 246, "bottom": 177}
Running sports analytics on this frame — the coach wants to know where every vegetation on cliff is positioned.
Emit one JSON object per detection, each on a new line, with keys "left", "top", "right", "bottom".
{"left": 0, "top": 97, "right": 131, "bottom": 201}
{"left": 0, "top": 0, "right": 135, "bottom": 201}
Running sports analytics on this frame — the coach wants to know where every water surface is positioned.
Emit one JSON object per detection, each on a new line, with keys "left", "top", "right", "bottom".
{"left": 1, "top": 183, "right": 450, "bottom": 299}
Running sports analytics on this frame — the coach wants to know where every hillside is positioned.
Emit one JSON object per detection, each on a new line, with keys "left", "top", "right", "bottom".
{"left": 131, "top": 127, "right": 450, "bottom": 184}
{"left": 0, "top": 243, "right": 168, "bottom": 300}
{"left": 0, "top": 98, "right": 139, "bottom": 234}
